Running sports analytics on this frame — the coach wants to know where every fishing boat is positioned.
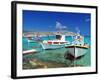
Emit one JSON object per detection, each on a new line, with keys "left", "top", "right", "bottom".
{"left": 65, "top": 31, "right": 89, "bottom": 58}
{"left": 41, "top": 34, "right": 70, "bottom": 50}
{"left": 65, "top": 45, "right": 89, "bottom": 59}
{"left": 27, "top": 37, "right": 34, "bottom": 42}
{"left": 27, "top": 34, "right": 42, "bottom": 42}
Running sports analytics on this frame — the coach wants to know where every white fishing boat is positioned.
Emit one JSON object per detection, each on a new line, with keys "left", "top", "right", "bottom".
{"left": 27, "top": 37, "right": 33, "bottom": 42}
{"left": 65, "top": 30, "right": 89, "bottom": 58}
{"left": 27, "top": 35, "right": 42, "bottom": 42}
{"left": 41, "top": 35, "right": 70, "bottom": 50}
{"left": 65, "top": 45, "right": 89, "bottom": 58}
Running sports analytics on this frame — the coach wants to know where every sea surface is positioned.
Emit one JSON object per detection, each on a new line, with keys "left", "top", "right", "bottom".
{"left": 23, "top": 36, "right": 91, "bottom": 69}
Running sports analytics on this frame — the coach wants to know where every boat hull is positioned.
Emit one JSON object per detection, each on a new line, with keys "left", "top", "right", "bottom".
{"left": 65, "top": 46, "right": 88, "bottom": 58}
{"left": 41, "top": 43, "right": 65, "bottom": 50}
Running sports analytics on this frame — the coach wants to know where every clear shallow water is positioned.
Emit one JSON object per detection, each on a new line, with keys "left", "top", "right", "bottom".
{"left": 23, "top": 36, "right": 91, "bottom": 69}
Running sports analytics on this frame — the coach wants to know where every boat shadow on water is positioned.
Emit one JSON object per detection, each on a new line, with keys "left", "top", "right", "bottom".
{"left": 64, "top": 51, "right": 87, "bottom": 67}
{"left": 64, "top": 51, "right": 86, "bottom": 60}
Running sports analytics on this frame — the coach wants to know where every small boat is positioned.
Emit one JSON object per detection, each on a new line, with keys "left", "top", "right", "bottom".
{"left": 65, "top": 31, "right": 89, "bottom": 58}
{"left": 41, "top": 34, "right": 70, "bottom": 50}
{"left": 27, "top": 35, "right": 42, "bottom": 43}
{"left": 27, "top": 37, "right": 34, "bottom": 42}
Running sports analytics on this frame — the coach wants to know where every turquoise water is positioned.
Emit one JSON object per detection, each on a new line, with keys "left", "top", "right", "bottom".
{"left": 23, "top": 36, "right": 91, "bottom": 69}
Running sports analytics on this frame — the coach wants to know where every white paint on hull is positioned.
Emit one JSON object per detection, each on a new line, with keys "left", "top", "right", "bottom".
{"left": 41, "top": 43, "right": 64, "bottom": 50}
{"left": 67, "top": 47, "right": 88, "bottom": 58}
{"left": 23, "top": 49, "right": 37, "bottom": 54}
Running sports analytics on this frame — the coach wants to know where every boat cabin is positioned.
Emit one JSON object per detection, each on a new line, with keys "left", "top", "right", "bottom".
{"left": 46, "top": 35, "right": 66, "bottom": 44}
{"left": 56, "top": 35, "right": 62, "bottom": 40}
{"left": 56, "top": 35, "right": 66, "bottom": 41}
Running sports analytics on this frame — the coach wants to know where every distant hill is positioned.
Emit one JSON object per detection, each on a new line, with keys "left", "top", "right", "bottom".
{"left": 23, "top": 31, "right": 78, "bottom": 37}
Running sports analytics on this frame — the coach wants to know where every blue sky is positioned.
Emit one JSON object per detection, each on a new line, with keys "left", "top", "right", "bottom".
{"left": 23, "top": 10, "right": 91, "bottom": 35}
